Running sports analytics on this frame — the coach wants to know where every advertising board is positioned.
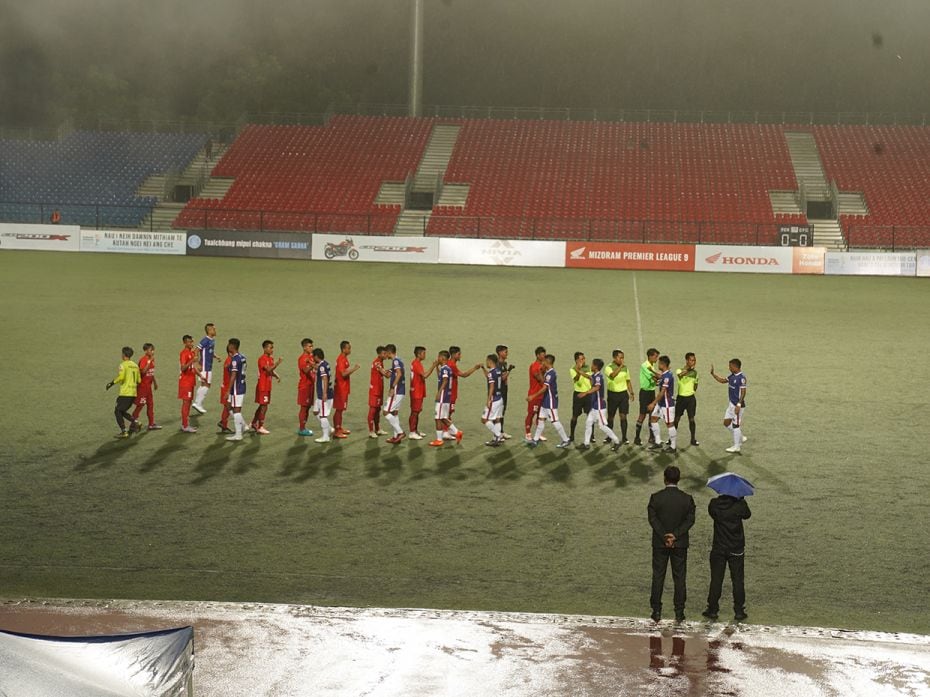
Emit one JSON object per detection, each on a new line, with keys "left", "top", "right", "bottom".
{"left": 915, "top": 251, "right": 930, "bottom": 278}
{"left": 311, "top": 234, "right": 439, "bottom": 264}
{"left": 0, "top": 223, "right": 80, "bottom": 252}
{"left": 186, "top": 230, "right": 311, "bottom": 259}
{"left": 694, "top": 245, "right": 795, "bottom": 274}
{"left": 564, "top": 243, "right": 695, "bottom": 271}
{"left": 80, "top": 229, "right": 187, "bottom": 255}
{"left": 824, "top": 251, "right": 917, "bottom": 277}
{"left": 438, "top": 238, "right": 565, "bottom": 267}
{"left": 791, "top": 247, "right": 826, "bottom": 275}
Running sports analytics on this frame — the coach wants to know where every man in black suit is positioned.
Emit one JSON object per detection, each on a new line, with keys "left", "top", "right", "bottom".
{"left": 702, "top": 494, "right": 752, "bottom": 622}
{"left": 647, "top": 465, "right": 696, "bottom": 622}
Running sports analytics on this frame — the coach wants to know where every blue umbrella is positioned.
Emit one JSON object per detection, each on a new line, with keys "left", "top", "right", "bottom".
{"left": 707, "top": 472, "right": 755, "bottom": 498}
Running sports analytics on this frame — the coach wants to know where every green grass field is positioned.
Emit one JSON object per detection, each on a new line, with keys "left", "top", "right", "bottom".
{"left": 1, "top": 250, "right": 928, "bottom": 634}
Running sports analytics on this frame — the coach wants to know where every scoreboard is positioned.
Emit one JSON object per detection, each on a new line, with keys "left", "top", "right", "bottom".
{"left": 778, "top": 225, "right": 814, "bottom": 247}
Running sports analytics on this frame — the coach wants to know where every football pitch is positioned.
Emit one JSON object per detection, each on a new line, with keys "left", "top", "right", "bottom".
{"left": 1, "top": 250, "right": 928, "bottom": 635}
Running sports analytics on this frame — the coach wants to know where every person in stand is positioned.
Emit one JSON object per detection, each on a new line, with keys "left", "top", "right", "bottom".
{"left": 106, "top": 346, "right": 141, "bottom": 438}
{"left": 635, "top": 348, "right": 661, "bottom": 445}
{"left": 703, "top": 494, "right": 752, "bottom": 622}
{"left": 333, "top": 340, "right": 360, "bottom": 438}
{"left": 647, "top": 465, "right": 696, "bottom": 623}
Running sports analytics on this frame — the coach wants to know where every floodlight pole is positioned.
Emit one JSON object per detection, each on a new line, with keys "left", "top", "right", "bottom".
{"left": 409, "top": 0, "right": 424, "bottom": 117}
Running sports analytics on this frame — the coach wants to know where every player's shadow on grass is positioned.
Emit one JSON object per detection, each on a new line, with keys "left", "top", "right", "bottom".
{"left": 592, "top": 460, "right": 629, "bottom": 488}
{"left": 138, "top": 433, "right": 188, "bottom": 474}
{"left": 486, "top": 448, "right": 522, "bottom": 481}
{"left": 366, "top": 452, "right": 405, "bottom": 483}
{"left": 232, "top": 435, "right": 263, "bottom": 475}
{"left": 75, "top": 438, "right": 138, "bottom": 471}
{"left": 190, "top": 440, "right": 233, "bottom": 485}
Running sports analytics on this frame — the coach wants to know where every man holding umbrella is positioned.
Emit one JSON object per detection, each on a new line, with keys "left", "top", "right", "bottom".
{"left": 702, "top": 472, "right": 753, "bottom": 622}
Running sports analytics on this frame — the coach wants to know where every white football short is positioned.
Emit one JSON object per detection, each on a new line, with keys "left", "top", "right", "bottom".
{"left": 652, "top": 403, "right": 675, "bottom": 424}
{"left": 540, "top": 406, "right": 559, "bottom": 422}
{"left": 434, "top": 401, "right": 451, "bottom": 420}
{"left": 228, "top": 392, "right": 245, "bottom": 409}
{"left": 724, "top": 403, "right": 745, "bottom": 426}
{"left": 314, "top": 398, "right": 333, "bottom": 417}
{"left": 383, "top": 393, "right": 405, "bottom": 414}
{"left": 482, "top": 399, "right": 504, "bottom": 421}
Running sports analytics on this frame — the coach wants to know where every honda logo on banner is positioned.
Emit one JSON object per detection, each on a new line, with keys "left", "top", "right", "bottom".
{"left": 695, "top": 245, "right": 794, "bottom": 274}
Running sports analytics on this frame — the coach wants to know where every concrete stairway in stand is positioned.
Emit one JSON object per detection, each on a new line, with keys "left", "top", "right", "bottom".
{"left": 394, "top": 210, "right": 431, "bottom": 236}
{"left": 768, "top": 190, "right": 803, "bottom": 216}
{"left": 375, "top": 182, "right": 406, "bottom": 205}
{"left": 811, "top": 219, "right": 846, "bottom": 250}
{"left": 413, "top": 124, "right": 461, "bottom": 191}
{"left": 784, "top": 132, "right": 831, "bottom": 201}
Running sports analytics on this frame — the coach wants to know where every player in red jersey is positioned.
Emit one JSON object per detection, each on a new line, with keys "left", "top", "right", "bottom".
{"left": 332, "top": 340, "right": 359, "bottom": 438}
{"left": 131, "top": 343, "right": 161, "bottom": 430}
{"left": 445, "top": 345, "right": 481, "bottom": 439}
{"left": 296, "top": 338, "right": 316, "bottom": 437}
{"left": 251, "top": 339, "right": 283, "bottom": 434}
{"left": 525, "top": 346, "right": 547, "bottom": 441}
{"left": 217, "top": 343, "right": 234, "bottom": 433}
{"left": 367, "top": 346, "right": 390, "bottom": 438}
{"left": 408, "top": 346, "right": 436, "bottom": 440}
{"left": 178, "top": 334, "right": 200, "bottom": 433}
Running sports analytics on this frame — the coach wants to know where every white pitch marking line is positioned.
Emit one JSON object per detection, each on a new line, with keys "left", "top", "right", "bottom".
{"left": 633, "top": 273, "right": 644, "bottom": 358}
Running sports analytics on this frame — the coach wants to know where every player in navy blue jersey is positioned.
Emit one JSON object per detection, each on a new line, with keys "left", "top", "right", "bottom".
{"left": 577, "top": 358, "right": 621, "bottom": 451}
{"left": 383, "top": 344, "right": 407, "bottom": 444}
{"left": 647, "top": 355, "right": 678, "bottom": 453}
{"left": 192, "top": 323, "right": 220, "bottom": 414}
{"left": 525, "top": 354, "right": 571, "bottom": 448}
{"left": 482, "top": 354, "right": 505, "bottom": 446}
{"left": 225, "top": 338, "right": 248, "bottom": 442}
{"left": 430, "top": 350, "right": 462, "bottom": 447}
{"left": 711, "top": 359, "right": 748, "bottom": 453}
{"left": 313, "top": 348, "right": 334, "bottom": 443}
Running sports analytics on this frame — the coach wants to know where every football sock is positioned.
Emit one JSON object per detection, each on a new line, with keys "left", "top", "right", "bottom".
{"left": 668, "top": 426, "right": 678, "bottom": 449}
{"left": 733, "top": 426, "right": 742, "bottom": 447}
{"left": 635, "top": 422, "right": 643, "bottom": 439}
{"left": 252, "top": 407, "right": 262, "bottom": 428}
{"left": 650, "top": 421, "right": 661, "bottom": 444}
{"left": 221, "top": 405, "right": 231, "bottom": 428}
{"left": 436, "top": 430, "right": 444, "bottom": 442}
{"left": 448, "top": 424, "right": 459, "bottom": 436}
{"left": 146, "top": 402, "right": 155, "bottom": 426}
{"left": 689, "top": 420, "right": 696, "bottom": 441}
{"left": 599, "top": 421, "right": 620, "bottom": 444}
{"left": 115, "top": 407, "right": 126, "bottom": 430}
{"left": 298, "top": 406, "right": 308, "bottom": 430}
{"left": 485, "top": 421, "right": 497, "bottom": 436}
{"left": 374, "top": 411, "right": 381, "bottom": 430}
{"left": 386, "top": 413, "right": 402, "bottom": 436}
{"left": 491, "top": 422, "right": 502, "bottom": 438}
{"left": 553, "top": 421, "right": 569, "bottom": 442}
{"left": 409, "top": 412, "right": 419, "bottom": 432}
{"left": 533, "top": 421, "right": 546, "bottom": 441}
{"left": 525, "top": 409, "right": 534, "bottom": 434}
{"left": 620, "top": 418, "right": 628, "bottom": 441}
{"left": 233, "top": 412, "right": 244, "bottom": 437}
{"left": 320, "top": 417, "right": 331, "bottom": 440}
{"left": 132, "top": 403, "right": 143, "bottom": 421}
{"left": 194, "top": 386, "right": 208, "bottom": 408}
{"left": 333, "top": 410, "right": 343, "bottom": 431}
{"left": 181, "top": 402, "right": 191, "bottom": 428}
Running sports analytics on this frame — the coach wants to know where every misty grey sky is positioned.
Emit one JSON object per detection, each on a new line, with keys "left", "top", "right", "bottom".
{"left": 2, "top": 0, "right": 928, "bottom": 127}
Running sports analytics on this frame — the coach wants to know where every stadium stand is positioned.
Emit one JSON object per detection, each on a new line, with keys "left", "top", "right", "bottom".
{"left": 812, "top": 125, "right": 930, "bottom": 248}
{"left": 428, "top": 120, "right": 807, "bottom": 243}
{"left": 0, "top": 131, "right": 207, "bottom": 228}
{"left": 175, "top": 115, "right": 434, "bottom": 233}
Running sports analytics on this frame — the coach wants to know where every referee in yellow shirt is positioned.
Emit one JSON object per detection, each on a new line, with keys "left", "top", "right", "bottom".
{"left": 569, "top": 351, "right": 592, "bottom": 442}
{"left": 107, "top": 346, "right": 142, "bottom": 438}
{"left": 605, "top": 349, "right": 634, "bottom": 444}
{"left": 674, "top": 352, "right": 700, "bottom": 446}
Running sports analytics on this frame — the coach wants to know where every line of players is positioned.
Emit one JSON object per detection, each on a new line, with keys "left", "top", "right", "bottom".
{"left": 108, "top": 324, "right": 749, "bottom": 454}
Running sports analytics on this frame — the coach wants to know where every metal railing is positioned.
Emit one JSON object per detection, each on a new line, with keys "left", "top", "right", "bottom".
{"left": 844, "top": 224, "right": 930, "bottom": 251}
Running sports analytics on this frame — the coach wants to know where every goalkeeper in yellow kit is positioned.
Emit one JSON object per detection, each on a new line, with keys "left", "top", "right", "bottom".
{"left": 107, "top": 346, "right": 142, "bottom": 438}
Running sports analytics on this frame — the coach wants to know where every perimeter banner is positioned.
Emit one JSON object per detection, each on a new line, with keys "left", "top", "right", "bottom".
{"left": 438, "top": 238, "right": 565, "bottom": 267}
{"left": 0, "top": 223, "right": 80, "bottom": 252}
{"left": 186, "top": 230, "right": 312, "bottom": 259}
{"left": 80, "top": 229, "right": 187, "bottom": 255}
{"left": 565, "top": 242, "right": 695, "bottom": 271}
{"left": 825, "top": 251, "right": 917, "bottom": 276}
{"left": 694, "top": 245, "right": 795, "bottom": 274}
{"left": 915, "top": 251, "right": 930, "bottom": 277}
{"left": 791, "top": 247, "right": 827, "bottom": 275}
{"left": 312, "top": 233, "right": 439, "bottom": 263}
